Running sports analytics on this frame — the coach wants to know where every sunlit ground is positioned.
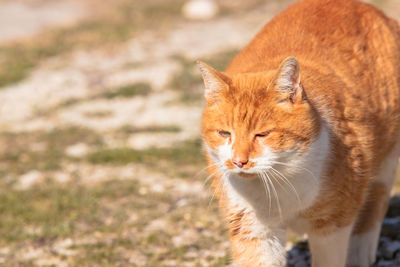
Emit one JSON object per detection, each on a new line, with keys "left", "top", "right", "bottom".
{"left": 0, "top": 0, "right": 399, "bottom": 265}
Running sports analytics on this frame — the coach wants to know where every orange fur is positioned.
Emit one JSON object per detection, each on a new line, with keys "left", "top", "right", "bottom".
{"left": 200, "top": 0, "right": 400, "bottom": 266}
{"left": 352, "top": 182, "right": 388, "bottom": 234}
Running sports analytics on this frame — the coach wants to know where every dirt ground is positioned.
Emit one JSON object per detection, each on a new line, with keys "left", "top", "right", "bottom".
{"left": 0, "top": 0, "right": 399, "bottom": 266}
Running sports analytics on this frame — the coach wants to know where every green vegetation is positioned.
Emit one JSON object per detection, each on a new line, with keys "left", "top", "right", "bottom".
{"left": 87, "top": 139, "right": 203, "bottom": 178}
{"left": 118, "top": 124, "right": 181, "bottom": 135}
{"left": 0, "top": 174, "right": 230, "bottom": 265}
{"left": 88, "top": 139, "right": 202, "bottom": 166}
{"left": 170, "top": 56, "right": 203, "bottom": 91}
{"left": 0, "top": 182, "right": 101, "bottom": 243}
{"left": 0, "top": 127, "right": 103, "bottom": 174}
{"left": 49, "top": 82, "right": 153, "bottom": 114}
{"left": 205, "top": 49, "right": 239, "bottom": 71}
{"left": 170, "top": 49, "right": 239, "bottom": 105}
{"left": 83, "top": 110, "right": 113, "bottom": 118}
{"left": 101, "top": 82, "right": 152, "bottom": 99}
{"left": 169, "top": 55, "right": 204, "bottom": 104}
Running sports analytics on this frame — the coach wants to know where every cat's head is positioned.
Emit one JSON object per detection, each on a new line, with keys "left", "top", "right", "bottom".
{"left": 199, "top": 57, "right": 321, "bottom": 178}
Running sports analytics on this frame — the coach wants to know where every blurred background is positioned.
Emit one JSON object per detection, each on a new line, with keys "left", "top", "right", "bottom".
{"left": 0, "top": 0, "right": 399, "bottom": 266}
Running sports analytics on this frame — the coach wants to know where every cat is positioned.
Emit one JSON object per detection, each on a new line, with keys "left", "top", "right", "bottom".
{"left": 197, "top": 0, "right": 400, "bottom": 266}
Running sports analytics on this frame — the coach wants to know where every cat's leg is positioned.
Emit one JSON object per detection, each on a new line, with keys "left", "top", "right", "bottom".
{"left": 308, "top": 225, "right": 353, "bottom": 267}
{"left": 229, "top": 220, "right": 287, "bottom": 267}
{"left": 347, "top": 147, "right": 398, "bottom": 267}
{"left": 346, "top": 181, "right": 390, "bottom": 267}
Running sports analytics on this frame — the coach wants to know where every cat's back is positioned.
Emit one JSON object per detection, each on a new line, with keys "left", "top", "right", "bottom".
{"left": 227, "top": 0, "right": 400, "bottom": 76}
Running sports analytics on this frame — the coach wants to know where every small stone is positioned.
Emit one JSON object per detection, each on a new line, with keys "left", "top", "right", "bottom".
{"left": 386, "top": 195, "right": 400, "bottom": 217}
{"left": 54, "top": 172, "right": 70, "bottom": 183}
{"left": 183, "top": 212, "right": 191, "bottom": 220}
{"left": 376, "top": 260, "right": 397, "bottom": 267}
{"left": 383, "top": 217, "right": 400, "bottom": 226}
{"left": 16, "top": 170, "right": 42, "bottom": 190}
{"left": 382, "top": 241, "right": 400, "bottom": 259}
{"left": 127, "top": 213, "right": 138, "bottom": 224}
{"left": 294, "top": 261, "right": 308, "bottom": 267}
{"left": 295, "top": 241, "right": 309, "bottom": 251}
{"left": 287, "top": 248, "right": 300, "bottom": 259}
{"left": 176, "top": 198, "right": 189, "bottom": 208}
{"left": 172, "top": 229, "right": 198, "bottom": 246}
{"left": 138, "top": 187, "right": 148, "bottom": 195}
{"left": 53, "top": 239, "right": 76, "bottom": 256}
{"left": 30, "top": 142, "right": 46, "bottom": 152}
{"left": 146, "top": 219, "right": 168, "bottom": 232}
{"left": 35, "top": 257, "right": 67, "bottom": 267}
{"left": 152, "top": 183, "right": 164, "bottom": 193}
{"left": 381, "top": 218, "right": 400, "bottom": 239}
{"left": 182, "top": 0, "right": 219, "bottom": 20}
{"left": 395, "top": 252, "right": 400, "bottom": 264}
{"left": 65, "top": 143, "right": 89, "bottom": 157}
{"left": 287, "top": 257, "right": 297, "bottom": 266}
{"left": 0, "top": 247, "right": 9, "bottom": 255}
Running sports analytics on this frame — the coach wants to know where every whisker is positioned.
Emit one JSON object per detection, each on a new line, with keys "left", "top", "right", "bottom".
{"left": 193, "top": 162, "right": 221, "bottom": 181}
{"left": 257, "top": 170, "right": 272, "bottom": 216}
{"left": 270, "top": 167, "right": 302, "bottom": 209}
{"left": 203, "top": 163, "right": 226, "bottom": 187}
{"left": 208, "top": 169, "right": 227, "bottom": 208}
{"left": 268, "top": 161, "right": 317, "bottom": 181}
{"left": 267, "top": 168, "right": 290, "bottom": 195}
{"left": 264, "top": 170, "right": 283, "bottom": 221}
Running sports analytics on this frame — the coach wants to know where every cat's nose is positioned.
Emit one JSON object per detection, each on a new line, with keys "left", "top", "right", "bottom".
{"left": 233, "top": 158, "right": 248, "bottom": 168}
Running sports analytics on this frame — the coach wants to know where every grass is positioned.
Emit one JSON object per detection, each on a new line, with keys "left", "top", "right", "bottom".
{"left": 170, "top": 49, "right": 239, "bottom": 90}
{"left": 169, "top": 56, "right": 203, "bottom": 92}
{"left": 0, "top": 0, "right": 185, "bottom": 88}
{"left": 118, "top": 125, "right": 181, "bottom": 135}
{"left": 83, "top": 110, "right": 113, "bottom": 118}
{"left": 35, "top": 82, "right": 153, "bottom": 120}
{"left": 101, "top": 82, "right": 152, "bottom": 99}
{"left": 0, "top": 174, "right": 230, "bottom": 265}
{"left": 170, "top": 49, "right": 240, "bottom": 105}
{"left": 87, "top": 139, "right": 203, "bottom": 178}
{"left": 0, "top": 127, "right": 103, "bottom": 175}
{"left": 204, "top": 49, "right": 240, "bottom": 71}
{"left": 0, "top": 181, "right": 101, "bottom": 243}
{"left": 87, "top": 139, "right": 202, "bottom": 166}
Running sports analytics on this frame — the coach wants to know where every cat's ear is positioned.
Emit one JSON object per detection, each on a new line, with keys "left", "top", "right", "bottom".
{"left": 197, "top": 60, "right": 231, "bottom": 101}
{"left": 274, "top": 57, "right": 305, "bottom": 103}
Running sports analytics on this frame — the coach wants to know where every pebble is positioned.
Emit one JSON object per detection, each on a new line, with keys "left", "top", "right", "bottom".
{"left": 381, "top": 241, "right": 400, "bottom": 259}
{"left": 182, "top": 0, "right": 219, "bottom": 20}
{"left": 294, "top": 262, "right": 308, "bottom": 267}
{"left": 16, "top": 170, "right": 42, "bottom": 190}
{"left": 65, "top": 143, "right": 89, "bottom": 157}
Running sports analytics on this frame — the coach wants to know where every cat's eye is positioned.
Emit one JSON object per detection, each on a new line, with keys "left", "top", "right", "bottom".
{"left": 255, "top": 131, "right": 270, "bottom": 138}
{"left": 218, "top": 130, "right": 231, "bottom": 138}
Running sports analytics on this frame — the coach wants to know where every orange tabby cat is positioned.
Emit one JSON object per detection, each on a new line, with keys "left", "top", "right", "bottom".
{"left": 198, "top": 0, "right": 400, "bottom": 266}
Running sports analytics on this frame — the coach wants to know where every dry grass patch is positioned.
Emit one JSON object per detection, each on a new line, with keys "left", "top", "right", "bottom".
{"left": 100, "top": 82, "right": 152, "bottom": 99}
{"left": 0, "top": 127, "right": 103, "bottom": 175}
{"left": 87, "top": 139, "right": 203, "bottom": 178}
{"left": 0, "top": 0, "right": 185, "bottom": 88}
